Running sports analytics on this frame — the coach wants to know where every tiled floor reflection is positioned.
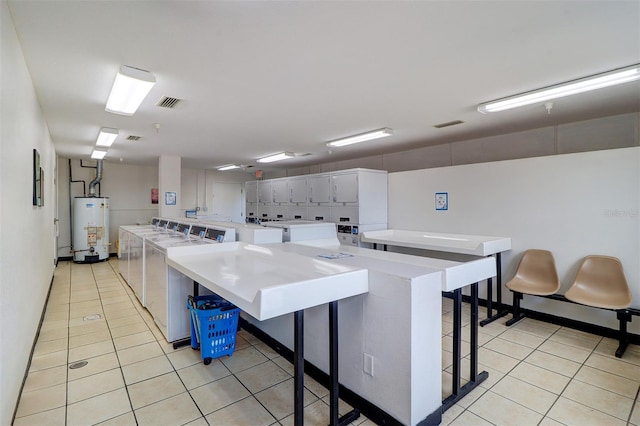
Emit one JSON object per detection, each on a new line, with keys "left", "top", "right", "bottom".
{"left": 14, "top": 260, "right": 640, "bottom": 425}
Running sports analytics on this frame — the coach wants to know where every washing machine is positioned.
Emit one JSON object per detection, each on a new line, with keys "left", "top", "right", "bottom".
{"left": 144, "top": 227, "right": 229, "bottom": 342}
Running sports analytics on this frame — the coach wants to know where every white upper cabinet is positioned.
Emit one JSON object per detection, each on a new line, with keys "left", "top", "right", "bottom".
{"left": 245, "top": 181, "right": 258, "bottom": 203}
{"left": 331, "top": 173, "right": 359, "bottom": 203}
{"left": 258, "top": 181, "right": 272, "bottom": 204}
{"left": 288, "top": 178, "right": 307, "bottom": 203}
{"left": 308, "top": 175, "right": 332, "bottom": 204}
{"left": 272, "top": 179, "right": 289, "bottom": 204}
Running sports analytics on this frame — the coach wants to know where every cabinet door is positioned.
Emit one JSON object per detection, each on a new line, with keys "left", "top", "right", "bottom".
{"left": 288, "top": 178, "right": 307, "bottom": 203}
{"left": 245, "top": 181, "right": 258, "bottom": 203}
{"left": 272, "top": 180, "right": 289, "bottom": 203}
{"left": 258, "top": 181, "right": 272, "bottom": 204}
{"left": 308, "top": 175, "right": 331, "bottom": 203}
{"left": 332, "top": 173, "right": 358, "bottom": 203}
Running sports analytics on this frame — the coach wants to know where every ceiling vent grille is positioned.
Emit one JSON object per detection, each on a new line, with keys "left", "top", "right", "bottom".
{"left": 126, "top": 135, "right": 141, "bottom": 141}
{"left": 433, "top": 120, "right": 464, "bottom": 129}
{"left": 156, "top": 97, "right": 182, "bottom": 109}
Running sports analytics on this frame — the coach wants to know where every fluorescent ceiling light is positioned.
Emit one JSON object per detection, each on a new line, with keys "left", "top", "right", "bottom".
{"left": 478, "top": 64, "right": 640, "bottom": 113}
{"left": 105, "top": 65, "right": 156, "bottom": 115}
{"left": 326, "top": 128, "right": 393, "bottom": 148}
{"left": 257, "top": 152, "right": 295, "bottom": 163}
{"left": 217, "top": 164, "right": 241, "bottom": 171}
{"left": 95, "top": 127, "right": 119, "bottom": 147}
{"left": 91, "top": 149, "right": 108, "bottom": 160}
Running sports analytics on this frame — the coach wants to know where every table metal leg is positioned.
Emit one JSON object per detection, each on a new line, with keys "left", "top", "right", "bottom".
{"left": 470, "top": 283, "right": 478, "bottom": 380}
{"left": 294, "top": 310, "right": 304, "bottom": 426}
{"left": 328, "top": 301, "right": 360, "bottom": 426}
{"left": 452, "top": 289, "right": 462, "bottom": 395}
{"left": 442, "top": 285, "right": 488, "bottom": 412}
{"left": 480, "top": 253, "right": 509, "bottom": 327}
{"left": 329, "top": 301, "right": 339, "bottom": 425}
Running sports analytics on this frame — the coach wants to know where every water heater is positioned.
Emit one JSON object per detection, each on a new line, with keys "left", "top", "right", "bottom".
{"left": 73, "top": 197, "right": 109, "bottom": 262}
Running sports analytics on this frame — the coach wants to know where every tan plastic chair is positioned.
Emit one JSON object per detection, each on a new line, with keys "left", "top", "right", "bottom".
{"left": 565, "top": 255, "right": 632, "bottom": 357}
{"left": 505, "top": 249, "right": 561, "bottom": 326}
{"left": 565, "top": 255, "right": 631, "bottom": 310}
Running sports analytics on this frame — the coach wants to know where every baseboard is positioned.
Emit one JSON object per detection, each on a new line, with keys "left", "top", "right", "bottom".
{"left": 12, "top": 273, "right": 55, "bottom": 424}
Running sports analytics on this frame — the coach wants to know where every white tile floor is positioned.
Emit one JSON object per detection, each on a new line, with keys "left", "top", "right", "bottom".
{"left": 13, "top": 259, "right": 640, "bottom": 425}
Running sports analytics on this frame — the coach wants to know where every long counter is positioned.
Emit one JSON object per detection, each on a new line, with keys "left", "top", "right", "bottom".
{"left": 166, "top": 242, "right": 368, "bottom": 321}
{"left": 360, "top": 229, "right": 511, "bottom": 256}
{"left": 166, "top": 242, "right": 368, "bottom": 426}
{"left": 360, "top": 229, "right": 511, "bottom": 408}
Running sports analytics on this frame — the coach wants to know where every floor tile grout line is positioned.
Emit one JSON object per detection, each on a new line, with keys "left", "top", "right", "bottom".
{"left": 536, "top": 323, "right": 622, "bottom": 424}
{"left": 20, "top": 260, "right": 639, "bottom": 426}
{"left": 628, "top": 385, "right": 640, "bottom": 426}
{"left": 444, "top": 314, "right": 587, "bottom": 426}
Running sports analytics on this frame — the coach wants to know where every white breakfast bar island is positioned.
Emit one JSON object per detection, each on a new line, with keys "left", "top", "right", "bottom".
{"left": 166, "top": 239, "right": 497, "bottom": 425}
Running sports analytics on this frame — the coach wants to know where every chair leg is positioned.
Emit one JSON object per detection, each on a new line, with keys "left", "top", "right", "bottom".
{"left": 615, "top": 310, "right": 631, "bottom": 358}
{"left": 506, "top": 292, "right": 526, "bottom": 326}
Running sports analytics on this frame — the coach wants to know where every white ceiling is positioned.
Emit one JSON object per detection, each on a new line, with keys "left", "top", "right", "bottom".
{"left": 8, "top": 0, "right": 640, "bottom": 171}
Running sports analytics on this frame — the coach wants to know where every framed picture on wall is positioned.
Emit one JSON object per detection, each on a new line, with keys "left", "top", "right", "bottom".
{"left": 33, "top": 149, "right": 41, "bottom": 206}
{"left": 165, "top": 191, "right": 176, "bottom": 205}
{"left": 39, "top": 168, "right": 44, "bottom": 206}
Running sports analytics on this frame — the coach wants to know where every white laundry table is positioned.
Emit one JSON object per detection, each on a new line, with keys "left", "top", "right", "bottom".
{"left": 360, "top": 230, "right": 510, "bottom": 410}
{"left": 166, "top": 242, "right": 368, "bottom": 426}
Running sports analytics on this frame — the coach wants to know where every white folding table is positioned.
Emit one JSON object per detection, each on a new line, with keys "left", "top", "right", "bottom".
{"left": 361, "top": 229, "right": 509, "bottom": 410}
{"left": 166, "top": 242, "right": 368, "bottom": 426}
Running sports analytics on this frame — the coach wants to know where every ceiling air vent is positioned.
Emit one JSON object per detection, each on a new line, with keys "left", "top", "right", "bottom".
{"left": 433, "top": 120, "right": 464, "bottom": 129}
{"left": 126, "top": 135, "right": 141, "bottom": 141}
{"left": 156, "top": 96, "right": 182, "bottom": 109}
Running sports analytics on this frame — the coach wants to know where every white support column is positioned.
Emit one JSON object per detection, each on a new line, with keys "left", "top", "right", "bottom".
{"left": 159, "top": 155, "right": 181, "bottom": 218}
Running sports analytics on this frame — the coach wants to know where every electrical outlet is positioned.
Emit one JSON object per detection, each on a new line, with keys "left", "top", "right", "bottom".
{"left": 363, "top": 353, "right": 374, "bottom": 376}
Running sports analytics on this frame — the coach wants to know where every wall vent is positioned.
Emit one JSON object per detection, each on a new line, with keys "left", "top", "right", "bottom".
{"left": 126, "top": 135, "right": 141, "bottom": 141}
{"left": 156, "top": 97, "right": 182, "bottom": 109}
{"left": 433, "top": 120, "right": 464, "bottom": 129}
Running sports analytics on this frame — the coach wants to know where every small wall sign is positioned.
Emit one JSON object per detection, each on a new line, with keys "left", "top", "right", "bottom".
{"left": 165, "top": 191, "right": 177, "bottom": 205}
{"left": 435, "top": 192, "right": 448, "bottom": 211}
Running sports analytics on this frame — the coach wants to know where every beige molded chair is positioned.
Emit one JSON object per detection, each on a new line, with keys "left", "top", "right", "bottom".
{"left": 565, "top": 255, "right": 632, "bottom": 357}
{"left": 505, "top": 249, "right": 561, "bottom": 326}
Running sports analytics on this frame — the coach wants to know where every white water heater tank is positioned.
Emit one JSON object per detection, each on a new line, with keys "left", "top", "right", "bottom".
{"left": 73, "top": 197, "right": 109, "bottom": 262}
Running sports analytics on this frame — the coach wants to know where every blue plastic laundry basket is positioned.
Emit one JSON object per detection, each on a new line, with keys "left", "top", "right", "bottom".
{"left": 187, "top": 295, "right": 240, "bottom": 365}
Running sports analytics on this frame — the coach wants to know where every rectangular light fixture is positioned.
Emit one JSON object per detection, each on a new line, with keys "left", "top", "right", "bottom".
{"left": 217, "top": 164, "right": 241, "bottom": 171}
{"left": 106, "top": 65, "right": 156, "bottom": 115}
{"left": 326, "top": 128, "right": 393, "bottom": 148}
{"left": 257, "top": 152, "right": 295, "bottom": 163}
{"left": 478, "top": 64, "right": 640, "bottom": 113}
{"left": 95, "top": 127, "right": 119, "bottom": 147}
{"left": 91, "top": 149, "right": 108, "bottom": 160}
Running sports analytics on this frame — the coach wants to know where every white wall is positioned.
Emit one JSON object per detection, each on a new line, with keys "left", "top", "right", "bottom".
{"left": 57, "top": 160, "right": 251, "bottom": 257}
{"left": 180, "top": 168, "right": 248, "bottom": 221}
{"left": 1, "top": 2, "right": 57, "bottom": 422}
{"left": 388, "top": 147, "right": 640, "bottom": 333}
{"left": 58, "top": 159, "right": 160, "bottom": 258}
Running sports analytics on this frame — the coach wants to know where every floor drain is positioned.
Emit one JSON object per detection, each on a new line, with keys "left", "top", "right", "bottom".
{"left": 83, "top": 314, "right": 101, "bottom": 321}
{"left": 69, "top": 360, "right": 88, "bottom": 369}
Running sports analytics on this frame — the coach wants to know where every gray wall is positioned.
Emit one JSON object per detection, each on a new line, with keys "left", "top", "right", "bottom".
{"left": 281, "top": 112, "right": 639, "bottom": 176}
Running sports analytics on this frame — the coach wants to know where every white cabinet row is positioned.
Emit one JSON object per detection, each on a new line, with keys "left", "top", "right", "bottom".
{"left": 247, "top": 205, "right": 361, "bottom": 223}
{"left": 246, "top": 169, "right": 385, "bottom": 206}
